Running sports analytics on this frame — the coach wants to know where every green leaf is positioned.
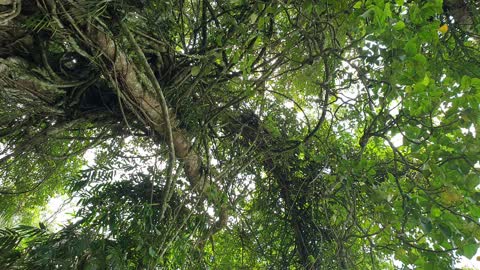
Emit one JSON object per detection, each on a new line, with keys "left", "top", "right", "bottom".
{"left": 420, "top": 216, "right": 433, "bottom": 233}
{"left": 438, "top": 223, "right": 452, "bottom": 238}
{"left": 430, "top": 207, "right": 441, "bottom": 218}
{"left": 461, "top": 75, "right": 471, "bottom": 89}
{"left": 393, "top": 21, "right": 406, "bottom": 30}
{"left": 373, "top": 6, "right": 385, "bottom": 27}
{"left": 413, "top": 53, "right": 426, "bottom": 64}
{"left": 409, "top": 4, "right": 423, "bottom": 24}
{"left": 384, "top": 3, "right": 392, "bottom": 18}
{"left": 360, "top": 8, "right": 375, "bottom": 19}
{"left": 249, "top": 13, "right": 258, "bottom": 24}
{"left": 303, "top": 0, "right": 313, "bottom": 14}
{"left": 462, "top": 244, "right": 479, "bottom": 259}
{"left": 465, "top": 174, "right": 480, "bottom": 190}
{"left": 149, "top": 246, "right": 156, "bottom": 257}
{"left": 404, "top": 38, "right": 418, "bottom": 57}
{"left": 471, "top": 78, "right": 480, "bottom": 89}
{"left": 424, "top": 261, "right": 435, "bottom": 270}
{"left": 420, "top": 73, "right": 429, "bottom": 86}
{"left": 191, "top": 66, "right": 201, "bottom": 76}
{"left": 353, "top": 1, "right": 362, "bottom": 9}
{"left": 257, "top": 16, "right": 265, "bottom": 28}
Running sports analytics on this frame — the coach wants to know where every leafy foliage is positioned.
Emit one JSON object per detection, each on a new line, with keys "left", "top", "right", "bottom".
{"left": 0, "top": 0, "right": 479, "bottom": 269}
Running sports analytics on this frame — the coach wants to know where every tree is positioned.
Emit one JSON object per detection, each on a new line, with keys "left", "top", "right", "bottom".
{"left": 0, "top": 0, "right": 479, "bottom": 269}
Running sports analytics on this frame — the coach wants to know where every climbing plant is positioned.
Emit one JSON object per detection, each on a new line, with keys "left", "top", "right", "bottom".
{"left": 0, "top": 0, "right": 479, "bottom": 269}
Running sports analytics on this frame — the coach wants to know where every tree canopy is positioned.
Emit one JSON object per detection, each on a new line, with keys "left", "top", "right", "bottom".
{"left": 0, "top": 0, "right": 479, "bottom": 269}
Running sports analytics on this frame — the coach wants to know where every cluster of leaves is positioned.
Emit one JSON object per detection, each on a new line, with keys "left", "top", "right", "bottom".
{"left": 0, "top": 0, "right": 479, "bottom": 269}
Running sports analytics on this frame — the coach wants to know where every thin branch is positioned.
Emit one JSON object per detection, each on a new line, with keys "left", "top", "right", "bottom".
{"left": 119, "top": 22, "right": 176, "bottom": 221}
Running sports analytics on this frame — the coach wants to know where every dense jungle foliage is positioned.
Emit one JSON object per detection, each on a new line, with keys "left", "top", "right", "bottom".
{"left": 0, "top": 0, "right": 479, "bottom": 269}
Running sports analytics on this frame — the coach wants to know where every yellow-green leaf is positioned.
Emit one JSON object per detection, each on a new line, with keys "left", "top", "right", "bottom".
{"left": 191, "top": 66, "right": 201, "bottom": 76}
